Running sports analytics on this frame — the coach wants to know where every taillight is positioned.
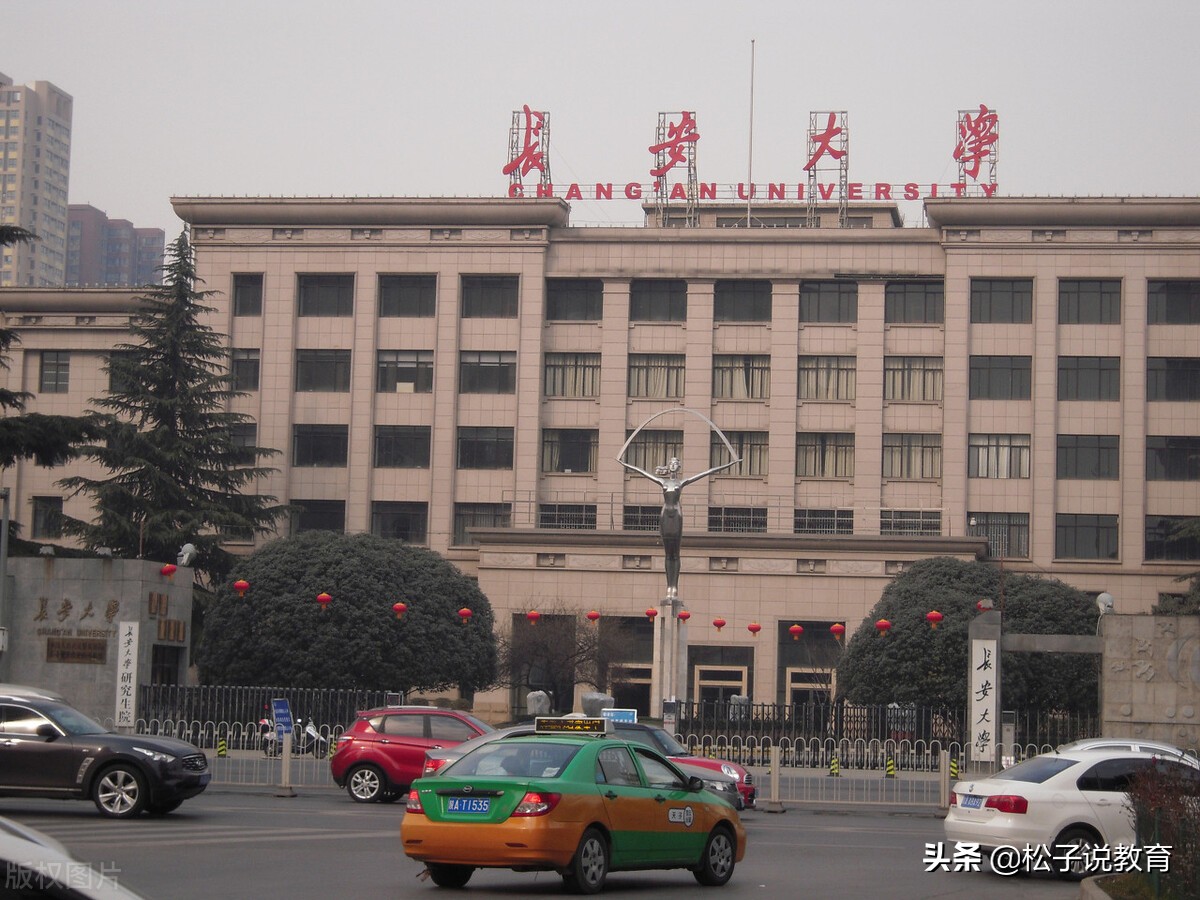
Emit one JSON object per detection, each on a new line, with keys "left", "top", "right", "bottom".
{"left": 423, "top": 758, "right": 448, "bottom": 777}
{"left": 511, "top": 791, "right": 561, "bottom": 817}
{"left": 949, "top": 790, "right": 958, "bottom": 807}
{"left": 405, "top": 790, "right": 425, "bottom": 814}
{"left": 984, "top": 795, "right": 1028, "bottom": 814}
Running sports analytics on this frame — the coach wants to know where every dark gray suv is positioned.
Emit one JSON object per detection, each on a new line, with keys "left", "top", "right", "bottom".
{"left": 0, "top": 691, "right": 210, "bottom": 818}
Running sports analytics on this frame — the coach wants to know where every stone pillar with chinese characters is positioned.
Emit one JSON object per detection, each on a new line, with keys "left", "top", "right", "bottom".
{"left": 967, "top": 610, "right": 1001, "bottom": 770}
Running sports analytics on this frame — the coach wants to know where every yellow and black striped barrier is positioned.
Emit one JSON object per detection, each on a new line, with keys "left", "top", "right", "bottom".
{"left": 883, "top": 756, "right": 896, "bottom": 778}
{"left": 827, "top": 756, "right": 840, "bottom": 777}
{"left": 216, "top": 738, "right": 227, "bottom": 758}
{"left": 949, "top": 756, "right": 959, "bottom": 779}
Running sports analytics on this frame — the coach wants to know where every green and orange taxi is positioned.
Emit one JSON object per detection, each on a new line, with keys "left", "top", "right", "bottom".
{"left": 401, "top": 717, "right": 746, "bottom": 893}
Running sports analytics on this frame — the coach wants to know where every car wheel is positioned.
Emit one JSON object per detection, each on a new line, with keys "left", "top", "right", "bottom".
{"left": 426, "top": 863, "right": 474, "bottom": 888}
{"left": 562, "top": 827, "right": 608, "bottom": 895}
{"left": 146, "top": 798, "right": 184, "bottom": 816}
{"left": 93, "top": 764, "right": 148, "bottom": 818}
{"left": 694, "top": 826, "right": 736, "bottom": 886}
{"left": 1052, "top": 826, "right": 1100, "bottom": 881}
{"left": 346, "top": 765, "right": 387, "bottom": 802}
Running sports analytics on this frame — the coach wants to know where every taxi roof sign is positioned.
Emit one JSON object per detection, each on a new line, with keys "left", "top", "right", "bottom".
{"left": 534, "top": 716, "right": 613, "bottom": 735}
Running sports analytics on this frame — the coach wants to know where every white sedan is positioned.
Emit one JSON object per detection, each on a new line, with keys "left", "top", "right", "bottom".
{"left": 944, "top": 747, "right": 1200, "bottom": 879}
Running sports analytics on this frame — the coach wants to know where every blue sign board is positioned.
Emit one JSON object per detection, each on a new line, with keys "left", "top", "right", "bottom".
{"left": 600, "top": 708, "right": 638, "bottom": 724}
{"left": 271, "top": 698, "right": 294, "bottom": 734}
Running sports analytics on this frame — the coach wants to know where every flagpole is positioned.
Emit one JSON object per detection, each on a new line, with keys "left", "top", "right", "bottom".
{"left": 746, "top": 39, "right": 755, "bottom": 227}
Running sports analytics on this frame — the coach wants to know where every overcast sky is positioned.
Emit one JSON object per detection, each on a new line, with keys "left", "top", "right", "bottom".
{"left": 7, "top": 1, "right": 1199, "bottom": 235}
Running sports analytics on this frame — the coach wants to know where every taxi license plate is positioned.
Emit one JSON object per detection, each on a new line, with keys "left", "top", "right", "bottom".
{"left": 447, "top": 796, "right": 490, "bottom": 814}
{"left": 960, "top": 794, "right": 983, "bottom": 809}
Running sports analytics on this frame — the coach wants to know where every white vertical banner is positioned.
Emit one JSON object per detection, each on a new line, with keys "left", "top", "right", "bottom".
{"left": 115, "top": 621, "right": 139, "bottom": 729}
{"left": 969, "top": 638, "right": 998, "bottom": 766}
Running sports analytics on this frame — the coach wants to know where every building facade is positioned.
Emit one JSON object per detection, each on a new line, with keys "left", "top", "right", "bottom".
{"left": 2, "top": 195, "right": 1198, "bottom": 718}
{"left": 0, "top": 72, "right": 72, "bottom": 286}
{"left": 66, "top": 204, "right": 165, "bottom": 286}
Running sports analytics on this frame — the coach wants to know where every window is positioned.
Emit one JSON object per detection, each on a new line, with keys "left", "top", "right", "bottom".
{"left": 541, "top": 428, "right": 598, "bottom": 473}
{"left": 712, "top": 354, "right": 770, "bottom": 400}
{"left": 882, "top": 434, "right": 942, "bottom": 479}
{"left": 1059, "top": 279, "right": 1120, "bottom": 324}
{"left": 376, "top": 350, "right": 433, "bottom": 393}
{"left": 232, "top": 273, "right": 263, "bottom": 316}
{"left": 969, "top": 512, "right": 1030, "bottom": 559}
{"left": 714, "top": 280, "right": 771, "bottom": 322}
{"left": 546, "top": 278, "right": 603, "bottom": 321}
{"left": 1056, "top": 513, "right": 1118, "bottom": 560}
{"left": 621, "top": 429, "right": 682, "bottom": 473}
{"left": 544, "top": 352, "right": 600, "bottom": 398}
{"left": 1146, "top": 436, "right": 1200, "bottom": 481}
{"left": 798, "top": 355, "right": 856, "bottom": 400}
{"left": 968, "top": 434, "right": 1031, "bottom": 479}
{"left": 374, "top": 425, "right": 431, "bottom": 468}
{"left": 793, "top": 508, "right": 853, "bottom": 535}
{"left": 292, "top": 425, "right": 348, "bottom": 467}
{"left": 628, "top": 354, "right": 685, "bottom": 399}
{"left": 970, "top": 278, "right": 1032, "bottom": 323}
{"left": 1057, "top": 435, "right": 1119, "bottom": 480}
{"left": 295, "top": 350, "right": 351, "bottom": 392}
{"left": 795, "top": 433, "right": 854, "bottom": 478}
{"left": 461, "top": 275, "right": 519, "bottom": 318}
{"left": 229, "top": 423, "right": 258, "bottom": 465}
{"left": 231, "top": 349, "right": 260, "bottom": 391}
{"left": 457, "top": 426, "right": 514, "bottom": 469}
{"left": 1147, "top": 357, "right": 1200, "bottom": 401}
{"left": 885, "top": 281, "right": 944, "bottom": 324}
{"left": 292, "top": 500, "right": 345, "bottom": 533}
{"left": 38, "top": 351, "right": 68, "bottom": 393}
{"left": 623, "top": 505, "right": 660, "bottom": 532}
{"left": 1058, "top": 357, "right": 1120, "bottom": 401}
{"left": 714, "top": 431, "right": 768, "bottom": 477}
{"left": 538, "top": 503, "right": 597, "bottom": 530}
{"left": 800, "top": 281, "right": 857, "bottom": 323}
{"left": 880, "top": 510, "right": 941, "bottom": 536}
{"left": 371, "top": 501, "right": 428, "bottom": 543}
{"left": 378, "top": 274, "right": 436, "bottom": 317}
{"left": 298, "top": 274, "right": 354, "bottom": 316}
{"left": 884, "top": 356, "right": 943, "bottom": 402}
{"left": 453, "top": 502, "right": 511, "bottom": 545}
{"left": 708, "top": 507, "right": 767, "bottom": 533}
{"left": 629, "top": 279, "right": 686, "bottom": 322}
{"left": 30, "top": 496, "right": 63, "bottom": 539}
{"left": 969, "top": 356, "right": 1031, "bottom": 400}
{"left": 1145, "top": 516, "right": 1200, "bottom": 561}
{"left": 1148, "top": 280, "right": 1200, "bottom": 325}
{"left": 459, "top": 351, "right": 516, "bottom": 393}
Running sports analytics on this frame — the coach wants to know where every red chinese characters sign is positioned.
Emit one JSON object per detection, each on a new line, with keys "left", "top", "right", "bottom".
{"left": 649, "top": 111, "right": 699, "bottom": 178}
{"left": 954, "top": 104, "right": 999, "bottom": 181}
{"left": 503, "top": 105, "right": 549, "bottom": 178}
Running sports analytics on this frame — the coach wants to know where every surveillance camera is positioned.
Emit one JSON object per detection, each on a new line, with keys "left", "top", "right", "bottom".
{"left": 1096, "top": 592, "right": 1114, "bottom": 615}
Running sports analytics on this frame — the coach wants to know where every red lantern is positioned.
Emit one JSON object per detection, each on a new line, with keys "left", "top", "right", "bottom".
{"left": 789, "top": 624, "right": 804, "bottom": 641}
{"left": 316, "top": 592, "right": 332, "bottom": 611}
{"left": 678, "top": 609, "right": 691, "bottom": 623}
{"left": 926, "top": 610, "right": 944, "bottom": 630}
{"left": 458, "top": 607, "right": 473, "bottom": 624}
{"left": 392, "top": 601, "right": 407, "bottom": 620}
{"left": 526, "top": 610, "right": 541, "bottom": 626}
{"left": 233, "top": 579, "right": 249, "bottom": 598}
{"left": 160, "top": 563, "right": 177, "bottom": 580}
{"left": 747, "top": 622, "right": 762, "bottom": 637}
{"left": 645, "top": 608, "right": 658, "bottom": 621}
{"left": 875, "top": 618, "right": 892, "bottom": 636}
{"left": 712, "top": 617, "right": 726, "bottom": 632}
{"left": 830, "top": 622, "right": 846, "bottom": 641}
{"left": 586, "top": 609, "right": 600, "bottom": 623}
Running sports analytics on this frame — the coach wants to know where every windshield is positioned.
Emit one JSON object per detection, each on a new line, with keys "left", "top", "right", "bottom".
{"left": 617, "top": 724, "right": 688, "bottom": 756}
{"left": 445, "top": 740, "right": 579, "bottom": 779}
{"left": 44, "top": 703, "right": 109, "bottom": 736}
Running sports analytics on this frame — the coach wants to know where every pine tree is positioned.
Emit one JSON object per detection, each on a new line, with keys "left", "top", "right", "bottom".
{"left": 59, "top": 231, "right": 285, "bottom": 584}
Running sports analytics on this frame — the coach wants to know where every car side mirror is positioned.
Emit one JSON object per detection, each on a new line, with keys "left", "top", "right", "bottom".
{"left": 36, "top": 723, "right": 59, "bottom": 741}
{"left": 687, "top": 775, "right": 705, "bottom": 792}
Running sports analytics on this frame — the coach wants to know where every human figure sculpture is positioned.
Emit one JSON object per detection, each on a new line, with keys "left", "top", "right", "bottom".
{"left": 617, "top": 455, "right": 739, "bottom": 598}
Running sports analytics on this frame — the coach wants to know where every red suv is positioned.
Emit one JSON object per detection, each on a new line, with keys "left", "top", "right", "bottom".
{"left": 329, "top": 706, "right": 492, "bottom": 802}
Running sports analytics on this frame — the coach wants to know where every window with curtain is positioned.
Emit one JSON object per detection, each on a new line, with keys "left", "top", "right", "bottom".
{"left": 798, "top": 355, "right": 856, "bottom": 400}
{"left": 967, "top": 434, "right": 1031, "bottom": 479}
{"left": 453, "top": 503, "right": 511, "bottom": 545}
{"left": 882, "top": 433, "right": 942, "bottom": 479}
{"left": 541, "top": 429, "right": 599, "bottom": 473}
{"left": 712, "top": 431, "right": 768, "bottom": 477}
{"left": 884, "top": 356, "right": 943, "bottom": 402}
{"left": 969, "top": 512, "right": 1030, "bottom": 559}
{"left": 713, "top": 355, "right": 770, "bottom": 399}
{"left": 544, "top": 352, "right": 601, "bottom": 398}
{"left": 622, "top": 429, "right": 683, "bottom": 473}
{"left": 795, "top": 433, "right": 854, "bottom": 478}
{"left": 628, "top": 354, "right": 685, "bottom": 399}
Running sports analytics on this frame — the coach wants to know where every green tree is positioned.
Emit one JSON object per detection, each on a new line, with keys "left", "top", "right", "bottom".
{"left": 835, "top": 557, "right": 1099, "bottom": 712}
{"left": 58, "top": 231, "right": 284, "bottom": 584}
{"left": 0, "top": 225, "right": 100, "bottom": 472}
{"left": 195, "top": 531, "right": 497, "bottom": 693}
